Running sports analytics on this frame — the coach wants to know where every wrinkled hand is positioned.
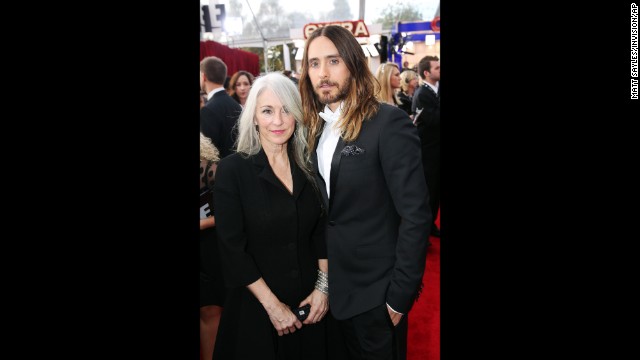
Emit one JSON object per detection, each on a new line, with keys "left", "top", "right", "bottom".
{"left": 299, "top": 289, "right": 329, "bottom": 325}
{"left": 266, "top": 301, "right": 302, "bottom": 336}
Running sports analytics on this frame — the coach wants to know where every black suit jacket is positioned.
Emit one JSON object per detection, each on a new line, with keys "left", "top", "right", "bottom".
{"left": 411, "top": 84, "right": 440, "bottom": 147}
{"left": 200, "top": 90, "right": 243, "bottom": 158}
{"left": 313, "top": 103, "right": 431, "bottom": 320}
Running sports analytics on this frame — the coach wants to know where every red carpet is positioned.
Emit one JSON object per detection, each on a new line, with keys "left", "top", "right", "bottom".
{"left": 407, "top": 211, "right": 440, "bottom": 360}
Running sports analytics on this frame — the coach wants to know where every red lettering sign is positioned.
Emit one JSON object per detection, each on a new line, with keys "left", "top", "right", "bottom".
{"left": 303, "top": 20, "right": 370, "bottom": 39}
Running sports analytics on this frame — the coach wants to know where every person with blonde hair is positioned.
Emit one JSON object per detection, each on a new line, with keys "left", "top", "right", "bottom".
{"left": 398, "top": 70, "right": 419, "bottom": 116}
{"left": 199, "top": 132, "right": 224, "bottom": 360}
{"left": 213, "top": 72, "right": 329, "bottom": 359}
{"left": 375, "top": 62, "right": 402, "bottom": 107}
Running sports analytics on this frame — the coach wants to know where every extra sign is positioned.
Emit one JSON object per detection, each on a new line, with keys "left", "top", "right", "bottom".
{"left": 303, "top": 20, "right": 370, "bottom": 39}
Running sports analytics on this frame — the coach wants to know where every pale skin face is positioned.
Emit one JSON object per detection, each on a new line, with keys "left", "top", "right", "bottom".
{"left": 389, "top": 67, "right": 401, "bottom": 90}
{"left": 426, "top": 60, "right": 441, "bottom": 84}
{"left": 307, "top": 36, "right": 352, "bottom": 112}
{"left": 405, "top": 76, "right": 419, "bottom": 95}
{"left": 254, "top": 89, "right": 295, "bottom": 150}
{"left": 409, "top": 77, "right": 419, "bottom": 90}
{"left": 234, "top": 74, "right": 251, "bottom": 105}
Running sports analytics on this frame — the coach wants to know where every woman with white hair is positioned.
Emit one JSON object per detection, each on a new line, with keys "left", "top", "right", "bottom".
{"left": 213, "top": 72, "right": 329, "bottom": 359}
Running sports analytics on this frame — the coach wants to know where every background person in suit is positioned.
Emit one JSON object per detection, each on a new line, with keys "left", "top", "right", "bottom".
{"left": 299, "top": 25, "right": 432, "bottom": 360}
{"left": 213, "top": 72, "right": 329, "bottom": 360}
{"left": 200, "top": 56, "right": 243, "bottom": 158}
{"left": 411, "top": 55, "right": 441, "bottom": 237}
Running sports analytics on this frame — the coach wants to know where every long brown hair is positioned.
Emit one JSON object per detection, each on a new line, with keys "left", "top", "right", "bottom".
{"left": 228, "top": 70, "right": 255, "bottom": 103}
{"left": 299, "top": 25, "right": 380, "bottom": 158}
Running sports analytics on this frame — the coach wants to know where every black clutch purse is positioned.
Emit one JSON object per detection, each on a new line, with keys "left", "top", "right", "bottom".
{"left": 292, "top": 304, "right": 311, "bottom": 321}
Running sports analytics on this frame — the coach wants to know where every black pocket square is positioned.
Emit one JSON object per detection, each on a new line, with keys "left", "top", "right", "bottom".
{"left": 341, "top": 145, "right": 365, "bottom": 156}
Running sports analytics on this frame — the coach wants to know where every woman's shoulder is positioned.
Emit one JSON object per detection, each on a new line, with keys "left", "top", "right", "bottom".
{"left": 217, "top": 152, "right": 236, "bottom": 163}
{"left": 216, "top": 153, "right": 262, "bottom": 190}
{"left": 218, "top": 152, "right": 256, "bottom": 171}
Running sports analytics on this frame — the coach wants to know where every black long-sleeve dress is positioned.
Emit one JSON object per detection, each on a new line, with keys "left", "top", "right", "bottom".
{"left": 213, "top": 149, "right": 327, "bottom": 360}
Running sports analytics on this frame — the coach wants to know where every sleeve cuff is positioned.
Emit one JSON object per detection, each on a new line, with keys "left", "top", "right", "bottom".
{"left": 386, "top": 303, "right": 404, "bottom": 315}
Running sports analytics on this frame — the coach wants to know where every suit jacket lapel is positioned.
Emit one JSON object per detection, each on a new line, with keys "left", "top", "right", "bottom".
{"left": 329, "top": 137, "right": 346, "bottom": 211}
{"left": 291, "top": 160, "right": 306, "bottom": 200}
{"left": 254, "top": 148, "right": 305, "bottom": 197}
{"left": 254, "top": 150, "right": 279, "bottom": 188}
{"left": 311, "top": 149, "right": 329, "bottom": 209}
{"left": 254, "top": 149, "right": 289, "bottom": 194}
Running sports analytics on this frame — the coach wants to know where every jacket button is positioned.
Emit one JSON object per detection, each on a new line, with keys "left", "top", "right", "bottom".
{"left": 329, "top": 221, "right": 336, "bottom": 226}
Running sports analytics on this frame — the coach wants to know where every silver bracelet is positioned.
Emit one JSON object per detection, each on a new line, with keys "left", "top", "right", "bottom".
{"left": 315, "top": 269, "right": 329, "bottom": 295}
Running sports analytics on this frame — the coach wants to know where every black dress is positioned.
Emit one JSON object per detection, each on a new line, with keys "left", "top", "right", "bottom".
{"left": 200, "top": 159, "right": 226, "bottom": 307}
{"left": 213, "top": 150, "right": 327, "bottom": 360}
{"left": 397, "top": 90, "right": 413, "bottom": 116}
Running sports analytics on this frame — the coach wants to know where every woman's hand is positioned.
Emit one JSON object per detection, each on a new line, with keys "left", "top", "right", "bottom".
{"left": 265, "top": 301, "right": 302, "bottom": 336}
{"left": 248, "top": 278, "right": 302, "bottom": 336}
{"left": 299, "top": 289, "right": 329, "bottom": 325}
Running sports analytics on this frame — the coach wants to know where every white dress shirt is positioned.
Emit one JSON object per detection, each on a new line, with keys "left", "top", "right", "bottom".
{"left": 316, "top": 103, "right": 343, "bottom": 198}
{"left": 206, "top": 86, "right": 226, "bottom": 100}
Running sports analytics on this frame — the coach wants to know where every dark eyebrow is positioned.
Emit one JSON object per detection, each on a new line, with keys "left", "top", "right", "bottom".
{"left": 308, "top": 54, "right": 341, "bottom": 63}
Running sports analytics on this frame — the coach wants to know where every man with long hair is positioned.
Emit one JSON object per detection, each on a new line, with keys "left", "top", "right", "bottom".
{"left": 299, "top": 25, "right": 432, "bottom": 360}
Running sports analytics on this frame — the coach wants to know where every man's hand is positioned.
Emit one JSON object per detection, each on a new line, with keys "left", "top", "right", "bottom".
{"left": 386, "top": 304, "right": 403, "bottom": 326}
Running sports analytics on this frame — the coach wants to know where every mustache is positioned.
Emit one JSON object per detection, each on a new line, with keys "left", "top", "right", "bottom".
{"left": 316, "top": 80, "right": 338, "bottom": 89}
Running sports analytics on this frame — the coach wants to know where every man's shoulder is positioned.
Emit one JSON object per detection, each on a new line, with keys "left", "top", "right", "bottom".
{"left": 207, "top": 92, "right": 241, "bottom": 108}
{"left": 204, "top": 95, "right": 242, "bottom": 120}
{"left": 418, "top": 85, "right": 436, "bottom": 98}
{"left": 375, "top": 103, "right": 409, "bottom": 120}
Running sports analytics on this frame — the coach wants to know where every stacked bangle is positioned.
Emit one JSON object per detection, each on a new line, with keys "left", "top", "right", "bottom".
{"left": 315, "top": 269, "right": 329, "bottom": 295}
